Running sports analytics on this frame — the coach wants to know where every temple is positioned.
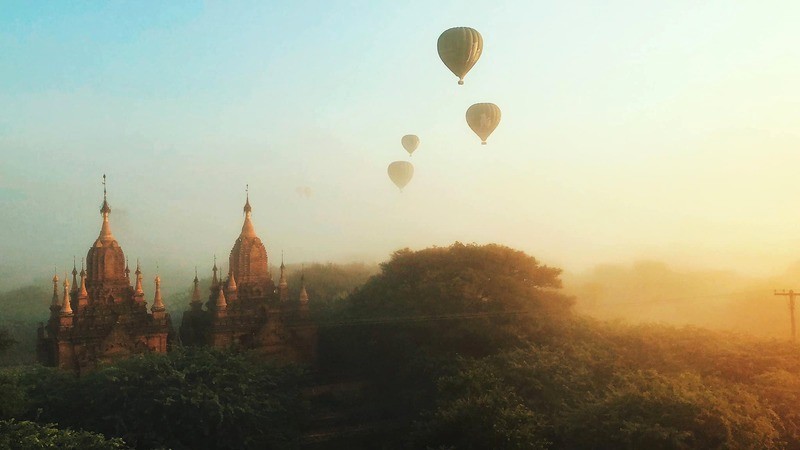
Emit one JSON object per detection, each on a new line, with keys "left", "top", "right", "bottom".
{"left": 37, "top": 178, "right": 172, "bottom": 373}
{"left": 179, "top": 191, "right": 317, "bottom": 363}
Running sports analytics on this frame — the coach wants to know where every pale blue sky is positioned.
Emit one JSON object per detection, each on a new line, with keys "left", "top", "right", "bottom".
{"left": 1, "top": 1, "right": 800, "bottom": 291}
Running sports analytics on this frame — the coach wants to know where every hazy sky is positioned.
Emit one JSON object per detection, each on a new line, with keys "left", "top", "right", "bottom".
{"left": 1, "top": 1, "right": 800, "bottom": 289}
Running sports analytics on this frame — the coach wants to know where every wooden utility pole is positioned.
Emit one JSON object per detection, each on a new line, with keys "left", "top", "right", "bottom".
{"left": 774, "top": 289, "right": 797, "bottom": 343}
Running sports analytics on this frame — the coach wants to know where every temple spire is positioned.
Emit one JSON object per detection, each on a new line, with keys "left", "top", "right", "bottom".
{"left": 51, "top": 272, "right": 60, "bottom": 308}
{"left": 97, "top": 174, "right": 115, "bottom": 242}
{"left": 78, "top": 259, "right": 88, "bottom": 297}
{"left": 299, "top": 273, "right": 309, "bottom": 304}
{"left": 191, "top": 267, "right": 201, "bottom": 305}
{"left": 152, "top": 274, "right": 165, "bottom": 312}
{"left": 71, "top": 257, "right": 79, "bottom": 295}
{"left": 212, "top": 255, "right": 219, "bottom": 287}
{"left": 240, "top": 187, "right": 256, "bottom": 238}
{"left": 124, "top": 258, "right": 131, "bottom": 282}
{"left": 228, "top": 268, "right": 237, "bottom": 291}
{"left": 134, "top": 260, "right": 144, "bottom": 296}
{"left": 278, "top": 252, "right": 288, "bottom": 301}
{"left": 279, "top": 252, "right": 287, "bottom": 285}
{"left": 216, "top": 280, "right": 227, "bottom": 310}
{"left": 244, "top": 184, "right": 252, "bottom": 214}
{"left": 61, "top": 275, "right": 73, "bottom": 315}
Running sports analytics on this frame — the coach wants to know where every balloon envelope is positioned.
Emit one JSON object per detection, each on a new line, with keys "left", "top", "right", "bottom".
{"left": 466, "top": 103, "right": 501, "bottom": 144}
{"left": 387, "top": 161, "right": 414, "bottom": 191}
{"left": 437, "top": 27, "right": 483, "bottom": 85}
{"left": 401, "top": 135, "right": 420, "bottom": 156}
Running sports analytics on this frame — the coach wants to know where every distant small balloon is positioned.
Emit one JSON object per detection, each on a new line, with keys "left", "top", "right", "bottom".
{"left": 437, "top": 27, "right": 483, "bottom": 85}
{"left": 401, "top": 135, "right": 420, "bottom": 156}
{"left": 295, "top": 186, "right": 313, "bottom": 198}
{"left": 387, "top": 161, "right": 414, "bottom": 191}
{"left": 466, "top": 103, "right": 501, "bottom": 145}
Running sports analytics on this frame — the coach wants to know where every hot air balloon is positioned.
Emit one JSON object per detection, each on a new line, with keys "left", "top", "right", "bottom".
{"left": 466, "top": 103, "right": 501, "bottom": 145}
{"left": 387, "top": 161, "right": 414, "bottom": 191}
{"left": 401, "top": 135, "right": 419, "bottom": 156}
{"left": 437, "top": 27, "right": 483, "bottom": 85}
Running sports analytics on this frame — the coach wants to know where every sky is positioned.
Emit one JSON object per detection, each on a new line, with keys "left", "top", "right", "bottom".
{"left": 1, "top": 1, "right": 800, "bottom": 291}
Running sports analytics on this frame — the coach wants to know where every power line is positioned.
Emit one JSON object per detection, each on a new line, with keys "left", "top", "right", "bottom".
{"left": 316, "top": 309, "right": 542, "bottom": 328}
{"left": 774, "top": 290, "right": 797, "bottom": 343}
{"left": 578, "top": 290, "right": 766, "bottom": 308}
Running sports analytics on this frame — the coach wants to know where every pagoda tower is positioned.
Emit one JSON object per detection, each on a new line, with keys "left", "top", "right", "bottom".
{"left": 179, "top": 189, "right": 316, "bottom": 363}
{"left": 37, "top": 177, "right": 172, "bottom": 373}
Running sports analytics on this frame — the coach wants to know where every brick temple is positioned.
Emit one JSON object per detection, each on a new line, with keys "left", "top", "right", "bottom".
{"left": 179, "top": 192, "right": 317, "bottom": 363}
{"left": 37, "top": 181, "right": 172, "bottom": 373}
{"left": 38, "top": 181, "right": 316, "bottom": 371}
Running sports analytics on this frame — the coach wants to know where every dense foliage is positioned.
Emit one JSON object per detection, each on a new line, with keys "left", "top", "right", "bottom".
{"left": 321, "top": 244, "right": 800, "bottom": 449}
{"left": 2, "top": 244, "right": 800, "bottom": 449}
{"left": 0, "top": 419, "right": 128, "bottom": 449}
{"left": 0, "top": 329, "right": 14, "bottom": 353}
{"left": 342, "top": 243, "right": 573, "bottom": 358}
{"left": 1, "top": 349, "right": 307, "bottom": 450}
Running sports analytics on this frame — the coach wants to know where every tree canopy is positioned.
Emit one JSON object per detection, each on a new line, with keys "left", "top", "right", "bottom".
{"left": 2, "top": 244, "right": 800, "bottom": 449}
{"left": 340, "top": 243, "right": 574, "bottom": 359}
{"left": 18, "top": 349, "right": 307, "bottom": 450}
{"left": 0, "top": 419, "right": 128, "bottom": 450}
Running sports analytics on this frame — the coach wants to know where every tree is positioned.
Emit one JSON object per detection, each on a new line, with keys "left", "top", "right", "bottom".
{"left": 564, "top": 370, "right": 781, "bottom": 450}
{"left": 752, "top": 369, "right": 800, "bottom": 449}
{"left": 0, "top": 329, "right": 14, "bottom": 354}
{"left": 412, "top": 355, "right": 552, "bottom": 450}
{"left": 285, "top": 262, "right": 376, "bottom": 321}
{"left": 315, "top": 243, "right": 575, "bottom": 438}
{"left": 0, "top": 419, "right": 128, "bottom": 449}
{"left": 0, "top": 368, "right": 29, "bottom": 420}
{"left": 344, "top": 242, "right": 574, "bottom": 359}
{"left": 24, "top": 348, "right": 308, "bottom": 450}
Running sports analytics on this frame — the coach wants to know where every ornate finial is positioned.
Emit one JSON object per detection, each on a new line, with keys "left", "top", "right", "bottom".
{"left": 133, "top": 259, "right": 144, "bottom": 296}
{"left": 211, "top": 256, "right": 219, "bottom": 286}
{"left": 228, "top": 268, "right": 237, "bottom": 291}
{"left": 152, "top": 272, "right": 165, "bottom": 312}
{"left": 299, "top": 283, "right": 309, "bottom": 303}
{"left": 299, "top": 266, "right": 308, "bottom": 304}
{"left": 191, "top": 268, "right": 201, "bottom": 304}
{"left": 100, "top": 175, "right": 111, "bottom": 216}
{"left": 61, "top": 274, "right": 73, "bottom": 315}
{"left": 243, "top": 184, "right": 252, "bottom": 215}
{"left": 216, "top": 279, "right": 227, "bottom": 309}
{"left": 51, "top": 271, "right": 60, "bottom": 307}
{"left": 78, "top": 260, "right": 88, "bottom": 300}
{"left": 71, "top": 257, "right": 78, "bottom": 293}
{"left": 278, "top": 253, "right": 288, "bottom": 294}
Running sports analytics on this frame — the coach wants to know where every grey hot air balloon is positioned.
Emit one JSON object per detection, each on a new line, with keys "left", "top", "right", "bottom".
{"left": 401, "top": 135, "right": 420, "bottom": 156}
{"left": 387, "top": 161, "right": 414, "bottom": 191}
{"left": 437, "top": 27, "right": 483, "bottom": 85}
{"left": 466, "top": 103, "right": 501, "bottom": 145}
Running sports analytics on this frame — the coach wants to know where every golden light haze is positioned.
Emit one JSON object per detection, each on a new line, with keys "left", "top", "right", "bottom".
{"left": 1, "top": 1, "right": 799, "bottom": 335}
